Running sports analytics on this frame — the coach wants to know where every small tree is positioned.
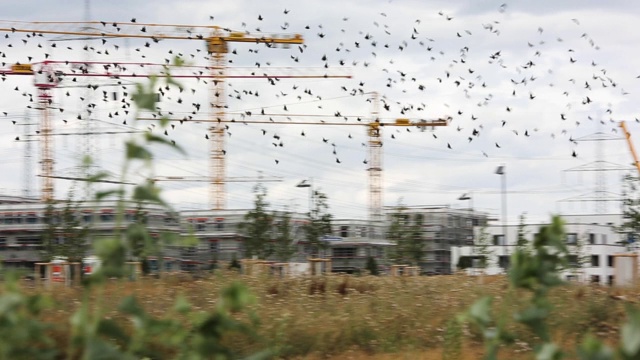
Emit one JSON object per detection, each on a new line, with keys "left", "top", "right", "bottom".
{"left": 41, "top": 191, "right": 89, "bottom": 262}
{"left": 515, "top": 213, "right": 530, "bottom": 255}
{"left": 273, "top": 211, "right": 296, "bottom": 262}
{"left": 387, "top": 206, "right": 424, "bottom": 266}
{"left": 569, "top": 232, "right": 591, "bottom": 281}
{"left": 228, "top": 254, "right": 241, "bottom": 270}
{"left": 237, "top": 184, "right": 273, "bottom": 259}
{"left": 365, "top": 256, "right": 379, "bottom": 275}
{"left": 617, "top": 173, "right": 640, "bottom": 248}
{"left": 303, "top": 189, "right": 333, "bottom": 256}
{"left": 474, "top": 224, "right": 494, "bottom": 271}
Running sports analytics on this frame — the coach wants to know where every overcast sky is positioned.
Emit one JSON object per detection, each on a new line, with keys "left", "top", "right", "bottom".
{"left": 0, "top": 0, "right": 639, "bottom": 224}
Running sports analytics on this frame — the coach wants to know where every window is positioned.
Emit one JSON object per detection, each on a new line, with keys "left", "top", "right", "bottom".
{"left": 566, "top": 275, "right": 578, "bottom": 282}
{"left": 567, "top": 255, "right": 579, "bottom": 268}
{"left": 83, "top": 214, "right": 93, "bottom": 223}
{"left": 0, "top": 238, "right": 5, "bottom": 249}
{"left": 608, "top": 255, "right": 614, "bottom": 267}
{"left": 498, "top": 255, "right": 510, "bottom": 269}
{"left": 375, "top": 247, "right": 383, "bottom": 257}
{"left": 493, "top": 235, "right": 505, "bottom": 246}
{"left": 196, "top": 223, "right": 206, "bottom": 232}
{"left": 607, "top": 275, "right": 614, "bottom": 286}
{"left": 100, "top": 213, "right": 115, "bottom": 222}
{"left": 16, "top": 237, "right": 40, "bottom": 246}
{"left": 332, "top": 247, "right": 356, "bottom": 257}
{"left": 26, "top": 215, "right": 38, "bottom": 224}
{"left": 588, "top": 233, "right": 596, "bottom": 245}
{"left": 340, "top": 226, "right": 349, "bottom": 238}
{"left": 566, "top": 233, "right": 578, "bottom": 245}
{"left": 591, "top": 255, "right": 600, "bottom": 267}
{"left": 209, "top": 241, "right": 218, "bottom": 252}
{"left": 591, "top": 275, "right": 600, "bottom": 284}
{"left": 181, "top": 247, "right": 197, "bottom": 257}
{"left": 215, "top": 219, "right": 224, "bottom": 231}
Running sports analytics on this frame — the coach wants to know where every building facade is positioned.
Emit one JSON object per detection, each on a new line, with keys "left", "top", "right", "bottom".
{"left": 451, "top": 214, "right": 628, "bottom": 285}
{"left": 384, "top": 206, "right": 489, "bottom": 275}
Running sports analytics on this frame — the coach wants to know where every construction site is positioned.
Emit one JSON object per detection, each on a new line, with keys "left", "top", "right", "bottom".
{"left": 0, "top": 7, "right": 639, "bottom": 283}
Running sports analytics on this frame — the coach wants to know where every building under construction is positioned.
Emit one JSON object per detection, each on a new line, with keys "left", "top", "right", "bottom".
{"left": 0, "top": 195, "right": 491, "bottom": 275}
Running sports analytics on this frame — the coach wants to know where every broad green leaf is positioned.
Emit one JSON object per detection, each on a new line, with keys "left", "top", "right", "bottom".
{"left": 468, "top": 296, "right": 493, "bottom": 326}
{"left": 144, "top": 132, "right": 185, "bottom": 154}
{"left": 85, "top": 171, "right": 112, "bottom": 183}
{"left": 94, "top": 238, "right": 126, "bottom": 278}
{"left": 173, "top": 294, "right": 191, "bottom": 314}
{"left": 159, "top": 115, "right": 169, "bottom": 128}
{"left": 131, "top": 92, "right": 157, "bottom": 111}
{"left": 621, "top": 306, "right": 640, "bottom": 357}
{"left": 86, "top": 337, "right": 132, "bottom": 360}
{"left": 577, "top": 334, "right": 614, "bottom": 360}
{"left": 536, "top": 342, "right": 562, "bottom": 360}
{"left": 118, "top": 296, "right": 146, "bottom": 320}
{"left": 125, "top": 141, "right": 153, "bottom": 161}
{"left": 82, "top": 154, "right": 93, "bottom": 166}
{"left": 220, "top": 282, "right": 255, "bottom": 313}
{"left": 95, "top": 189, "right": 124, "bottom": 201}
{"left": 132, "top": 183, "right": 165, "bottom": 205}
{"left": 157, "top": 231, "right": 178, "bottom": 244}
{"left": 177, "top": 233, "right": 199, "bottom": 247}
{"left": 96, "top": 318, "right": 129, "bottom": 344}
{"left": 172, "top": 56, "right": 185, "bottom": 67}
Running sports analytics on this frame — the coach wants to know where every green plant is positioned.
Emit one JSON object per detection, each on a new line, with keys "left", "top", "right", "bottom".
{"left": 386, "top": 204, "right": 425, "bottom": 266}
{"left": 0, "top": 271, "right": 57, "bottom": 359}
{"left": 238, "top": 184, "right": 274, "bottom": 260}
{"left": 460, "top": 215, "right": 640, "bottom": 360}
{"left": 302, "top": 188, "right": 333, "bottom": 256}
{"left": 273, "top": 210, "right": 296, "bottom": 262}
{"left": 41, "top": 189, "right": 90, "bottom": 262}
{"left": 365, "top": 256, "right": 380, "bottom": 275}
{"left": 0, "top": 60, "right": 271, "bottom": 359}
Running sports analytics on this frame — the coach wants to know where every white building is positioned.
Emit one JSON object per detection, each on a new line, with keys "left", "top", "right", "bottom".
{"left": 451, "top": 214, "right": 630, "bottom": 285}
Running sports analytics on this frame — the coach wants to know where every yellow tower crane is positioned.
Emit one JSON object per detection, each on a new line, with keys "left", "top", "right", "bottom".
{"left": 620, "top": 121, "right": 640, "bottom": 176}
{"left": 0, "top": 21, "right": 307, "bottom": 208}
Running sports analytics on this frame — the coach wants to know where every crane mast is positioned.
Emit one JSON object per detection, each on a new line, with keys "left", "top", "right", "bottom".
{"left": 368, "top": 93, "right": 383, "bottom": 237}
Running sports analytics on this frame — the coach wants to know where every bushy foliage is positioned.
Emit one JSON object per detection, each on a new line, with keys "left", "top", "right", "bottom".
{"left": 460, "top": 215, "right": 640, "bottom": 360}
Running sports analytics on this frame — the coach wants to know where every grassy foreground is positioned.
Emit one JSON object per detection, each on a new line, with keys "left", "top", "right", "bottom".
{"left": 19, "top": 272, "right": 634, "bottom": 359}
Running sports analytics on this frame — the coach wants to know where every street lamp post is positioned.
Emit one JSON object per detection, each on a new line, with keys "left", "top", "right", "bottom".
{"left": 495, "top": 165, "right": 507, "bottom": 266}
{"left": 458, "top": 193, "right": 473, "bottom": 244}
{"left": 296, "top": 179, "right": 313, "bottom": 216}
{"left": 457, "top": 192, "right": 474, "bottom": 275}
{"left": 458, "top": 193, "right": 473, "bottom": 227}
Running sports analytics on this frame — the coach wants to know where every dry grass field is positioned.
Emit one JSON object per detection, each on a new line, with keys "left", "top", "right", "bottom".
{"left": 20, "top": 271, "right": 636, "bottom": 359}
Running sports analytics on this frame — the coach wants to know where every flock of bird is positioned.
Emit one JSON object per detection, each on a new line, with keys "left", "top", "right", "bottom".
{"left": 0, "top": 2, "right": 637, "bottom": 173}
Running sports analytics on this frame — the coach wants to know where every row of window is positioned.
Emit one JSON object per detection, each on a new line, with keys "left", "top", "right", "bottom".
{"left": 332, "top": 247, "right": 384, "bottom": 258}
{"left": 491, "top": 233, "right": 609, "bottom": 246}
{"left": 0, "top": 213, "right": 179, "bottom": 225}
